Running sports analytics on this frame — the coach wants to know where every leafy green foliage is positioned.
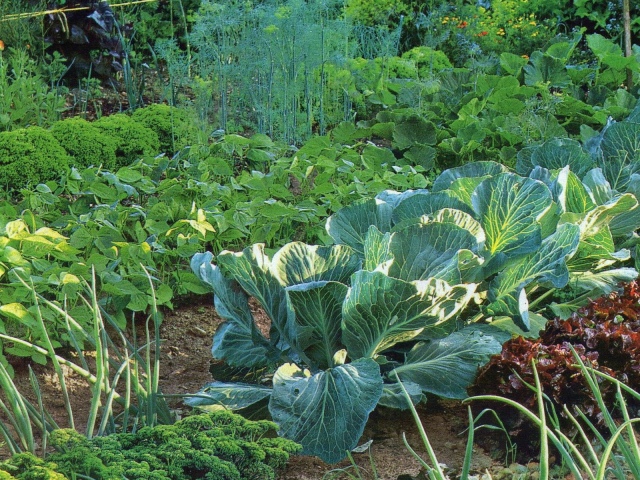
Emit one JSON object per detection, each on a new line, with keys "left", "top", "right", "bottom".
{"left": 0, "top": 129, "right": 427, "bottom": 349}
{"left": 0, "top": 127, "right": 69, "bottom": 191}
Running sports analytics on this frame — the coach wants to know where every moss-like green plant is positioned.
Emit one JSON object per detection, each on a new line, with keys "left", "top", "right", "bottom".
{"left": 401, "top": 46, "right": 453, "bottom": 77}
{"left": 45, "top": 411, "right": 300, "bottom": 480}
{"left": 0, "top": 452, "right": 66, "bottom": 480}
{"left": 131, "top": 103, "right": 196, "bottom": 154}
{"left": 94, "top": 114, "right": 160, "bottom": 168}
{"left": 50, "top": 117, "right": 118, "bottom": 171}
{"left": 0, "top": 127, "right": 69, "bottom": 191}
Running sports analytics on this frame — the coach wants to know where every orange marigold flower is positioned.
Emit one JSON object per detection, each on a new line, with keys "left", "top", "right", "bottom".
{"left": 477, "top": 31, "right": 489, "bottom": 36}
{"left": 0, "top": 40, "right": 5, "bottom": 51}
{"left": 457, "top": 21, "right": 468, "bottom": 28}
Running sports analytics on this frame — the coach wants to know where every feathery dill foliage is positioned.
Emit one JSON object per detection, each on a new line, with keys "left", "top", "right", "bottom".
{"left": 159, "top": 0, "right": 402, "bottom": 143}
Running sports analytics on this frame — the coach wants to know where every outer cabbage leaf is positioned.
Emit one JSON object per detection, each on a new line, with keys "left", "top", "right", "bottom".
{"left": 286, "top": 281, "right": 348, "bottom": 370}
{"left": 326, "top": 198, "right": 393, "bottom": 255}
{"left": 391, "top": 191, "right": 474, "bottom": 224}
{"left": 582, "top": 168, "right": 613, "bottom": 205}
{"left": 486, "top": 223, "right": 581, "bottom": 329}
{"left": 378, "top": 381, "right": 425, "bottom": 410}
{"left": 432, "top": 161, "right": 508, "bottom": 192}
{"left": 392, "top": 329, "right": 502, "bottom": 399}
{"left": 598, "top": 121, "right": 640, "bottom": 191}
{"left": 527, "top": 138, "right": 594, "bottom": 177}
{"left": 191, "top": 252, "right": 273, "bottom": 367}
{"left": 269, "top": 359, "right": 383, "bottom": 463}
{"left": 271, "top": 242, "right": 360, "bottom": 286}
{"left": 385, "top": 222, "right": 479, "bottom": 283}
{"left": 342, "top": 270, "right": 476, "bottom": 359}
{"left": 471, "top": 173, "right": 553, "bottom": 258}
{"left": 568, "top": 267, "right": 638, "bottom": 293}
{"left": 216, "top": 244, "right": 295, "bottom": 350}
{"left": 554, "top": 167, "right": 596, "bottom": 214}
{"left": 363, "top": 226, "right": 392, "bottom": 271}
{"left": 185, "top": 382, "right": 272, "bottom": 410}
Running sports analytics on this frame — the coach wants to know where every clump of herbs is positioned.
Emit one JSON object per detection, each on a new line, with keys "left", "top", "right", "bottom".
{"left": 472, "top": 281, "right": 640, "bottom": 432}
{"left": 46, "top": 411, "right": 300, "bottom": 480}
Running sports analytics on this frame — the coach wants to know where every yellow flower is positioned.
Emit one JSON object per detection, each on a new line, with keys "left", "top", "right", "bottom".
{"left": 529, "top": 21, "right": 536, "bottom": 26}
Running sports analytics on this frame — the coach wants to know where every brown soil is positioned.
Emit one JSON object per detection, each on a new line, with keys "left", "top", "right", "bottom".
{"left": 2, "top": 299, "right": 500, "bottom": 479}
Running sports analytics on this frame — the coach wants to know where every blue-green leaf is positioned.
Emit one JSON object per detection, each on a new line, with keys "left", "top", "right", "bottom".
{"left": 598, "top": 121, "right": 640, "bottom": 191}
{"left": 269, "top": 359, "right": 383, "bottom": 463}
{"left": 217, "top": 244, "right": 294, "bottom": 349}
{"left": 286, "top": 281, "right": 348, "bottom": 370}
{"left": 272, "top": 243, "right": 360, "bottom": 286}
{"left": 392, "top": 191, "right": 474, "bottom": 224}
{"left": 386, "top": 223, "right": 479, "bottom": 283}
{"left": 191, "top": 252, "right": 273, "bottom": 367}
{"left": 378, "top": 381, "right": 425, "bottom": 410}
{"left": 326, "top": 199, "right": 393, "bottom": 256}
{"left": 392, "top": 329, "right": 502, "bottom": 399}
{"left": 472, "top": 173, "right": 553, "bottom": 258}
{"left": 486, "top": 223, "right": 581, "bottom": 329}
{"left": 525, "top": 138, "right": 594, "bottom": 177}
{"left": 342, "top": 271, "right": 476, "bottom": 359}
{"left": 432, "top": 161, "right": 508, "bottom": 192}
{"left": 185, "top": 382, "right": 272, "bottom": 410}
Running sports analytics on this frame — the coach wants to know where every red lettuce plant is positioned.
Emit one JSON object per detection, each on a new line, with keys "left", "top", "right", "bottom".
{"left": 471, "top": 281, "right": 640, "bottom": 428}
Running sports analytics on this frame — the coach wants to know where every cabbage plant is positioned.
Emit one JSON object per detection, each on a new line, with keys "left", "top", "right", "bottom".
{"left": 189, "top": 158, "right": 638, "bottom": 463}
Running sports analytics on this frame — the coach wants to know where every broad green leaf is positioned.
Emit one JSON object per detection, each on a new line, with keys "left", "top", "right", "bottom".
{"left": 271, "top": 243, "right": 360, "bottom": 287}
{"left": 343, "top": 270, "right": 476, "bottom": 358}
{"left": 403, "top": 144, "right": 436, "bottom": 170}
{"left": 567, "top": 226, "right": 626, "bottom": 271}
{"left": 216, "top": 246, "right": 295, "bottom": 354}
{"left": 269, "top": 359, "right": 382, "bottom": 463}
{"left": 486, "top": 223, "right": 581, "bottom": 329}
{"left": 326, "top": 198, "right": 392, "bottom": 256}
{"left": 363, "top": 226, "right": 392, "bottom": 271}
{"left": 392, "top": 116, "right": 437, "bottom": 149}
{"left": 392, "top": 191, "right": 474, "bottom": 225}
{"left": 422, "top": 209, "right": 485, "bottom": 243}
{"left": 568, "top": 267, "right": 638, "bottom": 293}
{"left": 524, "top": 52, "right": 571, "bottom": 88}
{"left": 575, "top": 194, "right": 637, "bottom": 238}
{"left": 472, "top": 173, "right": 553, "bottom": 258}
{"left": 392, "top": 329, "right": 502, "bottom": 399}
{"left": 286, "top": 281, "right": 348, "bottom": 370}
{"left": 386, "top": 222, "right": 479, "bottom": 283}
{"left": 447, "top": 176, "right": 489, "bottom": 207}
{"left": 0, "top": 303, "right": 37, "bottom": 328}
{"left": 378, "top": 381, "right": 424, "bottom": 410}
{"left": 185, "top": 382, "right": 272, "bottom": 410}
{"left": 598, "top": 121, "right": 640, "bottom": 191}
{"left": 500, "top": 52, "right": 528, "bottom": 76}
{"left": 555, "top": 167, "right": 596, "bottom": 214}
{"left": 582, "top": 168, "right": 613, "bottom": 205}
{"left": 432, "top": 161, "right": 508, "bottom": 192}
{"left": 587, "top": 33, "right": 622, "bottom": 61}
{"left": 480, "top": 313, "right": 549, "bottom": 340}
{"left": 529, "top": 138, "right": 594, "bottom": 177}
{"left": 191, "top": 252, "right": 274, "bottom": 367}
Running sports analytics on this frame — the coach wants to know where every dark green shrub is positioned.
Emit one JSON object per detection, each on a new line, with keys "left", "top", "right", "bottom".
{"left": 47, "top": 411, "right": 300, "bottom": 480}
{"left": 131, "top": 104, "right": 196, "bottom": 154}
{"left": 50, "top": 118, "right": 118, "bottom": 171}
{"left": 94, "top": 114, "right": 160, "bottom": 168}
{"left": 0, "top": 127, "right": 69, "bottom": 191}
